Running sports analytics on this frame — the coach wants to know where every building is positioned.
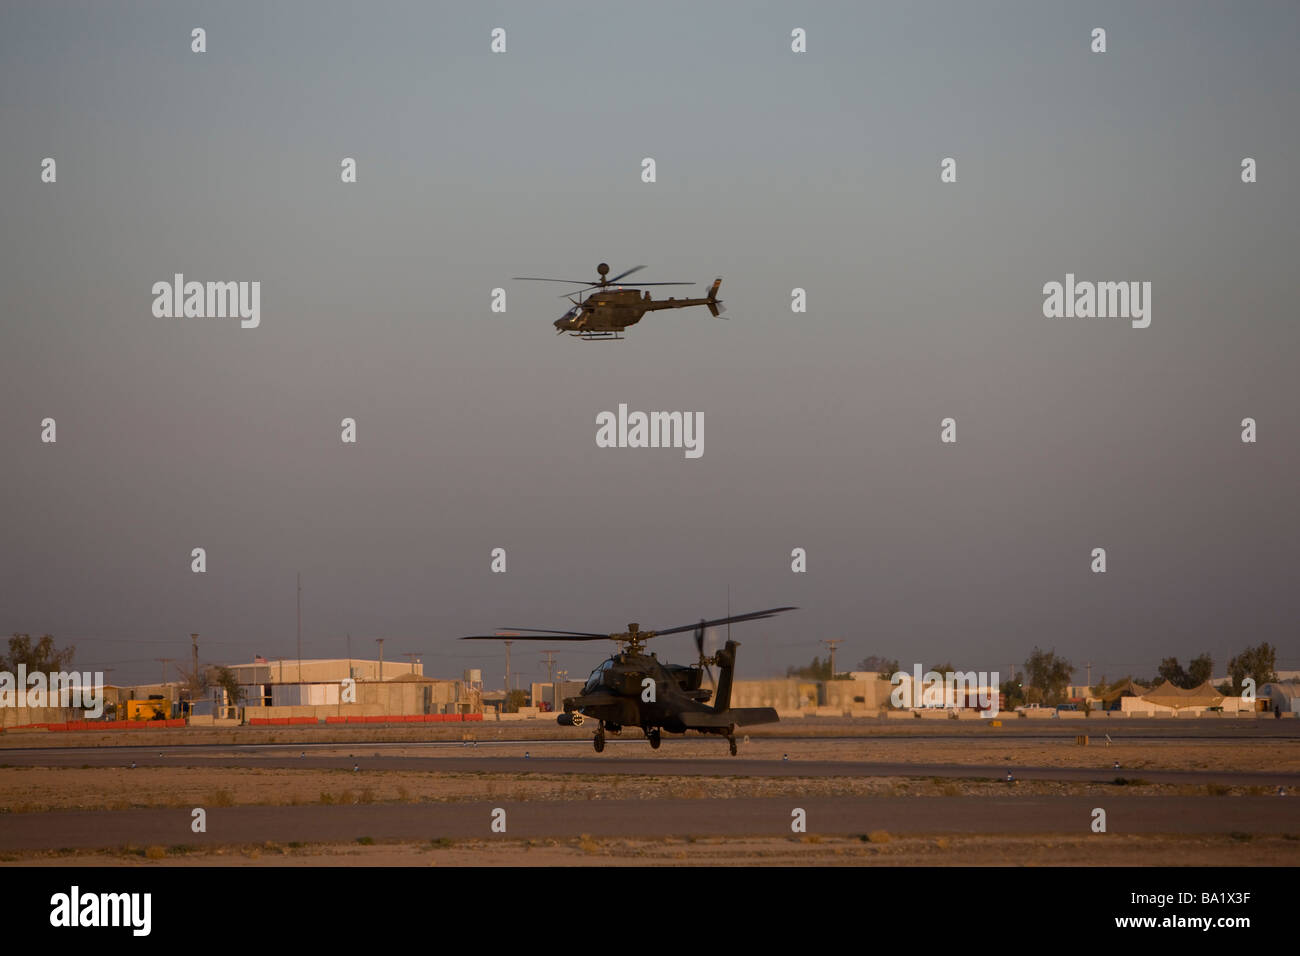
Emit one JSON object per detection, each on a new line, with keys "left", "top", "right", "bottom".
{"left": 220, "top": 657, "right": 470, "bottom": 719}
{"left": 1261, "top": 681, "right": 1300, "bottom": 714}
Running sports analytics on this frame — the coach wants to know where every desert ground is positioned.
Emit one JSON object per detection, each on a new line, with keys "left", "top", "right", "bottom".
{"left": 2, "top": 718, "right": 1297, "bottom": 866}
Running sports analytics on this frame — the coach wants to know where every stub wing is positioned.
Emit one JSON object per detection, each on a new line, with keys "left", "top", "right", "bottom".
{"left": 729, "top": 707, "right": 779, "bottom": 726}
{"left": 567, "top": 694, "right": 620, "bottom": 710}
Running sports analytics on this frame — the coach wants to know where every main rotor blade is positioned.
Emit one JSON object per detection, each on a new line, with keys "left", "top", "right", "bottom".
{"left": 512, "top": 277, "right": 596, "bottom": 285}
{"left": 461, "top": 634, "right": 609, "bottom": 642}
{"left": 653, "top": 606, "right": 798, "bottom": 637}
{"left": 499, "top": 626, "right": 610, "bottom": 637}
{"left": 559, "top": 281, "right": 695, "bottom": 297}
{"left": 606, "top": 265, "right": 645, "bottom": 283}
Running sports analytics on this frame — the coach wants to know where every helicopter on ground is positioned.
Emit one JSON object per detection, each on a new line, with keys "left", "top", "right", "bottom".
{"left": 513, "top": 262, "right": 726, "bottom": 339}
{"left": 462, "top": 605, "right": 794, "bottom": 755}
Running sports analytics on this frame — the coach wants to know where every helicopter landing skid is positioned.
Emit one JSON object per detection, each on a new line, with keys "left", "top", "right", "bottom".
{"left": 570, "top": 330, "right": 624, "bottom": 341}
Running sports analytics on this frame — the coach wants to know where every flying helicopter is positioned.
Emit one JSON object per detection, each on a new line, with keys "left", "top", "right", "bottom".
{"left": 462, "top": 605, "right": 795, "bottom": 755}
{"left": 513, "top": 262, "right": 726, "bottom": 339}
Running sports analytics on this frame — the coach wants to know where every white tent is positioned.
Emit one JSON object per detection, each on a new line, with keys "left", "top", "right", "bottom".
{"left": 1261, "top": 681, "right": 1300, "bottom": 713}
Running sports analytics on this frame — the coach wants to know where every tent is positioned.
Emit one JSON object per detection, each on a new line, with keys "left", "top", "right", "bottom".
{"left": 1098, "top": 678, "right": 1148, "bottom": 710}
{"left": 1262, "top": 681, "right": 1300, "bottom": 713}
{"left": 1140, "top": 680, "right": 1224, "bottom": 710}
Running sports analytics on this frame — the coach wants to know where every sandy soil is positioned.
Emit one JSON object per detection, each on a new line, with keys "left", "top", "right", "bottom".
{"left": 173, "top": 733, "right": 1299, "bottom": 773}
{"left": 0, "top": 763, "right": 1285, "bottom": 814}
{"left": 6, "top": 833, "right": 1299, "bottom": 867}
{"left": 3, "top": 717, "right": 1293, "bottom": 753}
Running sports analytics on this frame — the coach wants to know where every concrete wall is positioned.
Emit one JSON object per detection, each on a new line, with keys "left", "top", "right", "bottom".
{"left": 731, "top": 679, "right": 818, "bottom": 711}
{"left": 0, "top": 706, "right": 81, "bottom": 728}
{"left": 247, "top": 679, "right": 463, "bottom": 717}
{"left": 821, "top": 678, "right": 892, "bottom": 710}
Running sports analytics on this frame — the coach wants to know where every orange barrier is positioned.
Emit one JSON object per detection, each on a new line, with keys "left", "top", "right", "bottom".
{"left": 464, "top": 713, "right": 482, "bottom": 722}
{"left": 31, "top": 718, "right": 198, "bottom": 732}
{"left": 325, "top": 715, "right": 346, "bottom": 724}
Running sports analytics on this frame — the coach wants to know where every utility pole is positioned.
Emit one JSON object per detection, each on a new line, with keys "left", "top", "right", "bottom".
{"left": 296, "top": 573, "right": 302, "bottom": 682}
{"left": 376, "top": 638, "right": 384, "bottom": 681}
{"left": 402, "top": 652, "right": 420, "bottom": 675}
{"left": 821, "top": 639, "right": 842, "bottom": 680}
{"left": 1084, "top": 661, "right": 1093, "bottom": 691}
{"left": 503, "top": 640, "right": 514, "bottom": 696}
{"left": 347, "top": 633, "right": 352, "bottom": 680}
{"left": 188, "top": 634, "right": 199, "bottom": 710}
{"left": 155, "top": 658, "right": 174, "bottom": 686}
{"left": 540, "top": 650, "right": 558, "bottom": 683}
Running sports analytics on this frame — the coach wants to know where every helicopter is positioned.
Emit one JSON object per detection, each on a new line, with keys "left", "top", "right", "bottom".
{"left": 513, "top": 262, "right": 726, "bottom": 339}
{"left": 462, "top": 605, "right": 795, "bottom": 755}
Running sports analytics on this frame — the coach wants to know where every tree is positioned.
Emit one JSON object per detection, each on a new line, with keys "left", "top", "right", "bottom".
{"left": 208, "top": 666, "right": 245, "bottom": 706}
{"left": 786, "top": 656, "right": 831, "bottom": 681}
{"left": 1000, "top": 676, "right": 1026, "bottom": 709}
{"left": 858, "top": 655, "right": 899, "bottom": 679}
{"left": 2, "top": 634, "right": 75, "bottom": 672}
{"left": 1023, "top": 647, "right": 1073, "bottom": 705}
{"left": 504, "top": 688, "right": 529, "bottom": 713}
{"left": 1226, "top": 643, "right": 1277, "bottom": 694}
{"left": 856, "top": 657, "right": 901, "bottom": 680}
{"left": 1156, "top": 654, "right": 1214, "bottom": 689}
{"left": 1187, "top": 653, "right": 1213, "bottom": 687}
{"left": 178, "top": 665, "right": 210, "bottom": 703}
{"left": 1157, "top": 656, "right": 1188, "bottom": 687}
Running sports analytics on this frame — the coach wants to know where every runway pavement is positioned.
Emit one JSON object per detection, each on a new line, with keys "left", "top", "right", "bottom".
{"left": 0, "top": 796, "right": 1296, "bottom": 850}
{"left": 3, "top": 743, "right": 1299, "bottom": 787}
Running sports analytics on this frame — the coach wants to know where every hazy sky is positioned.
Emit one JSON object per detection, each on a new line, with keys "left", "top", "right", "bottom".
{"left": 2, "top": 1, "right": 1298, "bottom": 688}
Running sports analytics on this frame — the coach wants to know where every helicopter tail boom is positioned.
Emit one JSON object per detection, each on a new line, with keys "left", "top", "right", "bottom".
{"left": 712, "top": 639, "right": 739, "bottom": 712}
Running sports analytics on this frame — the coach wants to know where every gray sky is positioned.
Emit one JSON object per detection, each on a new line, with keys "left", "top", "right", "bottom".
{"left": 2, "top": 1, "right": 1298, "bottom": 687}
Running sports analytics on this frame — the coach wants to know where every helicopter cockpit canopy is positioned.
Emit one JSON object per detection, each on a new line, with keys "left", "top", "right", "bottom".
{"left": 583, "top": 658, "right": 613, "bottom": 694}
{"left": 560, "top": 305, "right": 582, "bottom": 321}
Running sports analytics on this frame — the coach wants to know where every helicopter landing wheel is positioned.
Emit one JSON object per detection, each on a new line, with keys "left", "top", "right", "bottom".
{"left": 728, "top": 736, "right": 737, "bottom": 756}
{"left": 593, "top": 726, "right": 606, "bottom": 753}
{"left": 648, "top": 728, "right": 661, "bottom": 750}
